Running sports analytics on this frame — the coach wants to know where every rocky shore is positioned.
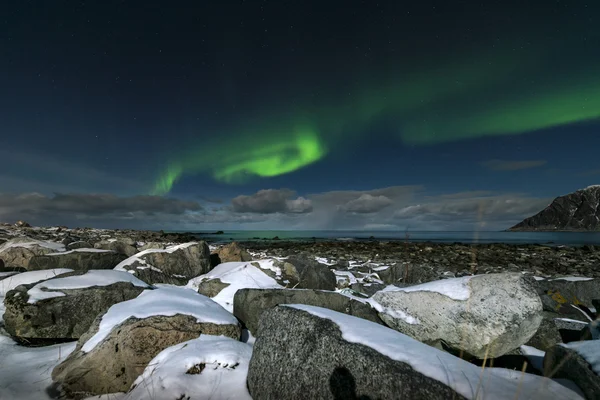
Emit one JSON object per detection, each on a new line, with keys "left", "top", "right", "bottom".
{"left": 0, "top": 222, "right": 598, "bottom": 399}
{"left": 241, "top": 240, "right": 600, "bottom": 280}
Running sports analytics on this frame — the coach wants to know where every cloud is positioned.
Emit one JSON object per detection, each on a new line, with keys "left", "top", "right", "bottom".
{"left": 0, "top": 193, "right": 202, "bottom": 227}
{"left": 481, "top": 159, "right": 547, "bottom": 171}
{"left": 339, "top": 194, "right": 393, "bottom": 213}
{"left": 393, "top": 193, "right": 550, "bottom": 229}
{"left": 231, "top": 189, "right": 313, "bottom": 214}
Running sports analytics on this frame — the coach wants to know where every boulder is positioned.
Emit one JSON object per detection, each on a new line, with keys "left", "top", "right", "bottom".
{"left": 65, "top": 241, "right": 92, "bottom": 251}
{"left": 535, "top": 277, "right": 600, "bottom": 314}
{"left": 94, "top": 239, "right": 137, "bottom": 256}
{"left": 376, "top": 262, "right": 441, "bottom": 285}
{"left": 0, "top": 269, "right": 73, "bottom": 297}
{"left": 233, "top": 288, "right": 383, "bottom": 332}
{"left": 51, "top": 286, "right": 240, "bottom": 399}
{"left": 3, "top": 270, "right": 150, "bottom": 343}
{"left": 189, "top": 261, "right": 282, "bottom": 313}
{"left": 543, "top": 341, "right": 600, "bottom": 400}
{"left": 197, "top": 277, "right": 230, "bottom": 297}
{"left": 525, "top": 312, "right": 563, "bottom": 351}
{"left": 115, "top": 242, "right": 211, "bottom": 285}
{"left": 272, "top": 255, "right": 336, "bottom": 290}
{"left": 126, "top": 336, "right": 253, "bottom": 400}
{"left": 0, "top": 238, "right": 63, "bottom": 270}
{"left": 247, "top": 305, "right": 580, "bottom": 400}
{"left": 213, "top": 242, "right": 253, "bottom": 264}
{"left": 28, "top": 249, "right": 127, "bottom": 271}
{"left": 371, "top": 273, "right": 543, "bottom": 359}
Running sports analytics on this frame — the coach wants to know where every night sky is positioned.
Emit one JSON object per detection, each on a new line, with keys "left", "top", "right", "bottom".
{"left": 1, "top": 1, "right": 599, "bottom": 231}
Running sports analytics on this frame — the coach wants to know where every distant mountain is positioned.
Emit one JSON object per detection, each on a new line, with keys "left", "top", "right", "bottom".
{"left": 509, "top": 186, "right": 600, "bottom": 231}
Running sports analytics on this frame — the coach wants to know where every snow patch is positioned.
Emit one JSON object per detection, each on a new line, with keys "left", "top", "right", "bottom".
{"left": 0, "top": 239, "right": 65, "bottom": 252}
{"left": 81, "top": 286, "right": 238, "bottom": 353}
{"left": 26, "top": 270, "right": 151, "bottom": 304}
{"left": 287, "top": 305, "right": 582, "bottom": 400}
{"left": 520, "top": 345, "right": 545, "bottom": 372}
{"left": 47, "top": 248, "right": 112, "bottom": 255}
{"left": 127, "top": 335, "right": 252, "bottom": 400}
{"left": 0, "top": 269, "right": 73, "bottom": 297}
{"left": 187, "top": 261, "right": 282, "bottom": 313}
{"left": 0, "top": 335, "right": 76, "bottom": 400}
{"left": 391, "top": 275, "right": 474, "bottom": 301}
{"left": 550, "top": 276, "right": 594, "bottom": 282}
{"left": 562, "top": 340, "right": 600, "bottom": 375}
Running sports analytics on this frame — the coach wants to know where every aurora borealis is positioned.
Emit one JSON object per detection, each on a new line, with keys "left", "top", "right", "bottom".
{"left": 2, "top": 0, "right": 600, "bottom": 230}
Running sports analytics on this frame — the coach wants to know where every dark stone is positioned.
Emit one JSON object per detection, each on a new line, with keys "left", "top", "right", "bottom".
{"left": 28, "top": 251, "right": 127, "bottom": 271}
{"left": 233, "top": 288, "right": 384, "bottom": 333}
{"left": 543, "top": 343, "right": 600, "bottom": 400}
{"left": 247, "top": 306, "right": 468, "bottom": 400}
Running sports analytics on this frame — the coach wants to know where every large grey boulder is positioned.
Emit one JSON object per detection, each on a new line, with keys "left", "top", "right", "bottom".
{"left": 534, "top": 277, "right": 600, "bottom": 314}
{"left": 272, "top": 254, "right": 336, "bottom": 290}
{"left": 543, "top": 341, "right": 600, "bottom": 400}
{"left": 94, "top": 239, "right": 137, "bottom": 257}
{"left": 28, "top": 249, "right": 127, "bottom": 271}
{"left": 3, "top": 270, "right": 150, "bottom": 343}
{"left": 115, "top": 242, "right": 211, "bottom": 285}
{"left": 371, "top": 273, "right": 543, "bottom": 359}
{"left": 247, "top": 305, "right": 580, "bottom": 400}
{"left": 0, "top": 238, "right": 63, "bottom": 270}
{"left": 233, "top": 288, "right": 383, "bottom": 332}
{"left": 51, "top": 286, "right": 240, "bottom": 399}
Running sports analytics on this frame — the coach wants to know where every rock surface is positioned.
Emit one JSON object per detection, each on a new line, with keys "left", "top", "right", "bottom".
{"left": 543, "top": 341, "right": 600, "bottom": 400}
{"left": 233, "top": 288, "right": 383, "bottom": 332}
{"left": 94, "top": 239, "right": 137, "bottom": 256}
{"left": 510, "top": 185, "right": 600, "bottom": 231}
{"left": 371, "top": 273, "right": 543, "bottom": 359}
{"left": 28, "top": 249, "right": 127, "bottom": 271}
{"left": 3, "top": 270, "right": 149, "bottom": 343}
{"left": 247, "top": 305, "right": 579, "bottom": 400}
{"left": 272, "top": 254, "right": 336, "bottom": 290}
{"left": 213, "top": 241, "right": 253, "bottom": 263}
{"left": 0, "top": 238, "right": 62, "bottom": 270}
{"left": 51, "top": 287, "right": 241, "bottom": 399}
{"left": 115, "top": 242, "right": 211, "bottom": 284}
{"left": 534, "top": 277, "right": 600, "bottom": 314}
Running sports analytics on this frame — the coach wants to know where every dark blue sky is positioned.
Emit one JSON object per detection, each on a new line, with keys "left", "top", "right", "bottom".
{"left": 1, "top": 1, "right": 599, "bottom": 230}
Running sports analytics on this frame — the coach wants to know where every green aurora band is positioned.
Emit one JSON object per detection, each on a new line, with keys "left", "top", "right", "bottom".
{"left": 153, "top": 45, "right": 600, "bottom": 194}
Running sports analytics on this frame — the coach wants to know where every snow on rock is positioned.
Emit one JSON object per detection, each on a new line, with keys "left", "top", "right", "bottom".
{"left": 286, "top": 305, "right": 582, "bottom": 400}
{"left": 126, "top": 335, "right": 252, "bottom": 400}
{"left": 563, "top": 340, "right": 600, "bottom": 375}
{"left": 551, "top": 276, "right": 594, "bottom": 282}
{"left": 187, "top": 261, "right": 282, "bottom": 313}
{"left": 0, "top": 269, "right": 73, "bottom": 296}
{"left": 385, "top": 275, "right": 474, "bottom": 300}
{"left": 46, "top": 248, "right": 112, "bottom": 256}
{"left": 370, "top": 273, "right": 543, "bottom": 359}
{"left": 81, "top": 286, "right": 238, "bottom": 353}
{"left": 0, "top": 238, "right": 64, "bottom": 252}
{"left": 26, "top": 270, "right": 151, "bottom": 304}
{"left": 520, "top": 345, "right": 546, "bottom": 372}
{"left": 0, "top": 335, "right": 76, "bottom": 400}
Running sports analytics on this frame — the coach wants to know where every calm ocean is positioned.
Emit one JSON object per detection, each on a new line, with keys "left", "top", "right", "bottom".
{"left": 181, "top": 230, "right": 600, "bottom": 246}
